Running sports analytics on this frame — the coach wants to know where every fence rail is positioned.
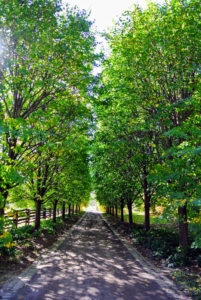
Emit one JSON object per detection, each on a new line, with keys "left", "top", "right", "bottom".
{"left": 5, "top": 208, "right": 66, "bottom": 228}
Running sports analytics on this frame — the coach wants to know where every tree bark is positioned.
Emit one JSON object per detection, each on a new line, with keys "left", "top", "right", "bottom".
{"left": 35, "top": 200, "right": 42, "bottom": 230}
{"left": 43, "top": 208, "right": 46, "bottom": 219}
{"left": 178, "top": 205, "right": 189, "bottom": 247}
{"left": 0, "top": 207, "right": 4, "bottom": 217}
{"left": 144, "top": 194, "right": 150, "bottom": 231}
{"left": 52, "top": 200, "right": 58, "bottom": 223}
{"left": 143, "top": 165, "right": 151, "bottom": 231}
{"left": 127, "top": 200, "right": 133, "bottom": 225}
{"left": 120, "top": 199, "right": 124, "bottom": 222}
{"left": 115, "top": 204, "right": 118, "bottom": 217}
{"left": 62, "top": 203, "right": 65, "bottom": 221}
{"left": 68, "top": 204, "right": 71, "bottom": 217}
{"left": 72, "top": 204, "right": 74, "bottom": 215}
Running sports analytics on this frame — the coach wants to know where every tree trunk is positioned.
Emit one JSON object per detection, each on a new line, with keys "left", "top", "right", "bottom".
{"left": 144, "top": 194, "right": 150, "bottom": 231}
{"left": 53, "top": 201, "right": 58, "bottom": 223}
{"left": 120, "top": 199, "right": 124, "bottom": 222}
{"left": 68, "top": 204, "right": 71, "bottom": 217}
{"left": 72, "top": 204, "right": 74, "bottom": 215}
{"left": 127, "top": 200, "right": 133, "bottom": 225}
{"left": 178, "top": 205, "right": 189, "bottom": 247}
{"left": 35, "top": 200, "right": 42, "bottom": 230}
{"left": 62, "top": 203, "right": 65, "bottom": 221}
{"left": 115, "top": 204, "right": 118, "bottom": 217}
{"left": 43, "top": 208, "right": 46, "bottom": 219}
{"left": 143, "top": 166, "right": 151, "bottom": 231}
{"left": 0, "top": 207, "right": 4, "bottom": 217}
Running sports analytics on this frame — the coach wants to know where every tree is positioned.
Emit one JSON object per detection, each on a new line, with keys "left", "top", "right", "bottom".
{"left": 0, "top": 0, "right": 96, "bottom": 217}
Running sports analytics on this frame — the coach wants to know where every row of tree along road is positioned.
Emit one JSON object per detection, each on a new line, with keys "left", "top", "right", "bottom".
{"left": 0, "top": 0, "right": 97, "bottom": 241}
{"left": 92, "top": 0, "right": 201, "bottom": 248}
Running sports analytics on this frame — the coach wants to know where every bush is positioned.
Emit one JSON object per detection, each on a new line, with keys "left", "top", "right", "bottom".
{"left": 40, "top": 218, "right": 65, "bottom": 234}
{"left": 10, "top": 225, "right": 34, "bottom": 241}
{"left": 0, "top": 230, "right": 16, "bottom": 256}
{"left": 166, "top": 247, "right": 191, "bottom": 268}
{"left": 197, "top": 255, "right": 201, "bottom": 267}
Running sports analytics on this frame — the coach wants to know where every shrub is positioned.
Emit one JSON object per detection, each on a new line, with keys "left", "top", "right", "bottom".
{"left": 0, "top": 230, "right": 16, "bottom": 256}
{"left": 197, "top": 255, "right": 201, "bottom": 267}
{"left": 166, "top": 247, "right": 191, "bottom": 268}
{"left": 10, "top": 225, "right": 34, "bottom": 241}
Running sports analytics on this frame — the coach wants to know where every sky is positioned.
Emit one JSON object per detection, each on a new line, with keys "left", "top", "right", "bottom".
{"left": 64, "top": 0, "right": 149, "bottom": 31}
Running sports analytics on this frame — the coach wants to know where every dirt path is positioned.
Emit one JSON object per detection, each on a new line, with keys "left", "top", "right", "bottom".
{"left": 3, "top": 212, "right": 188, "bottom": 299}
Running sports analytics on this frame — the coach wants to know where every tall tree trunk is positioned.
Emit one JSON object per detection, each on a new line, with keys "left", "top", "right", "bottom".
{"left": 115, "top": 204, "right": 118, "bottom": 217}
{"left": 144, "top": 194, "right": 150, "bottom": 231}
{"left": 52, "top": 200, "right": 58, "bottom": 223}
{"left": 62, "top": 203, "right": 65, "bottom": 221}
{"left": 127, "top": 200, "right": 133, "bottom": 225}
{"left": 68, "top": 204, "right": 71, "bottom": 217}
{"left": 35, "top": 200, "right": 42, "bottom": 230}
{"left": 0, "top": 208, "right": 4, "bottom": 217}
{"left": 178, "top": 205, "right": 189, "bottom": 247}
{"left": 120, "top": 199, "right": 124, "bottom": 222}
{"left": 143, "top": 165, "right": 151, "bottom": 231}
{"left": 72, "top": 204, "right": 74, "bottom": 215}
{"left": 43, "top": 208, "right": 46, "bottom": 219}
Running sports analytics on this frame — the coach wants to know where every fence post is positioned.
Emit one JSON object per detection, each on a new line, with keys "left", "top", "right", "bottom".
{"left": 13, "top": 211, "right": 18, "bottom": 228}
{"left": 26, "top": 209, "right": 30, "bottom": 225}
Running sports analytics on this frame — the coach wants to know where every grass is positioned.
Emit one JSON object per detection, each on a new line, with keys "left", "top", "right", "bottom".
{"left": 122, "top": 212, "right": 168, "bottom": 224}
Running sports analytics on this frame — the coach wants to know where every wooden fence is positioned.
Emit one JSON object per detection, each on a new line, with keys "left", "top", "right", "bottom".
{"left": 5, "top": 208, "right": 66, "bottom": 228}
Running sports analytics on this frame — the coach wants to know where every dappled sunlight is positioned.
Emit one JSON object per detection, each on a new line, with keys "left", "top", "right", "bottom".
{"left": 10, "top": 213, "right": 173, "bottom": 300}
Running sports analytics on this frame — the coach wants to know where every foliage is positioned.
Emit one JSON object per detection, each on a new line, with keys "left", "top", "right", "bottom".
{"left": 197, "top": 255, "right": 201, "bottom": 267}
{"left": 9, "top": 225, "right": 34, "bottom": 241}
{"left": 172, "top": 270, "right": 201, "bottom": 299}
{"left": 94, "top": 0, "right": 201, "bottom": 246}
{"left": 40, "top": 217, "right": 65, "bottom": 234}
{"left": 0, "top": 0, "right": 97, "bottom": 231}
{"left": 131, "top": 226, "right": 179, "bottom": 259}
{"left": 166, "top": 247, "right": 191, "bottom": 268}
{"left": 0, "top": 230, "right": 16, "bottom": 256}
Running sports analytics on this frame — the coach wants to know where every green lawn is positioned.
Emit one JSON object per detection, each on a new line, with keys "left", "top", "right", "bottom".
{"left": 123, "top": 212, "right": 168, "bottom": 224}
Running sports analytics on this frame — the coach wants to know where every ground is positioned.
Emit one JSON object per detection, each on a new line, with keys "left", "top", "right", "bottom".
{"left": 0, "top": 212, "right": 201, "bottom": 299}
{"left": 0, "top": 214, "right": 81, "bottom": 287}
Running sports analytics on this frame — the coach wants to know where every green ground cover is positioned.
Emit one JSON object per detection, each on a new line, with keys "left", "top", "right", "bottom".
{"left": 122, "top": 212, "right": 168, "bottom": 225}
